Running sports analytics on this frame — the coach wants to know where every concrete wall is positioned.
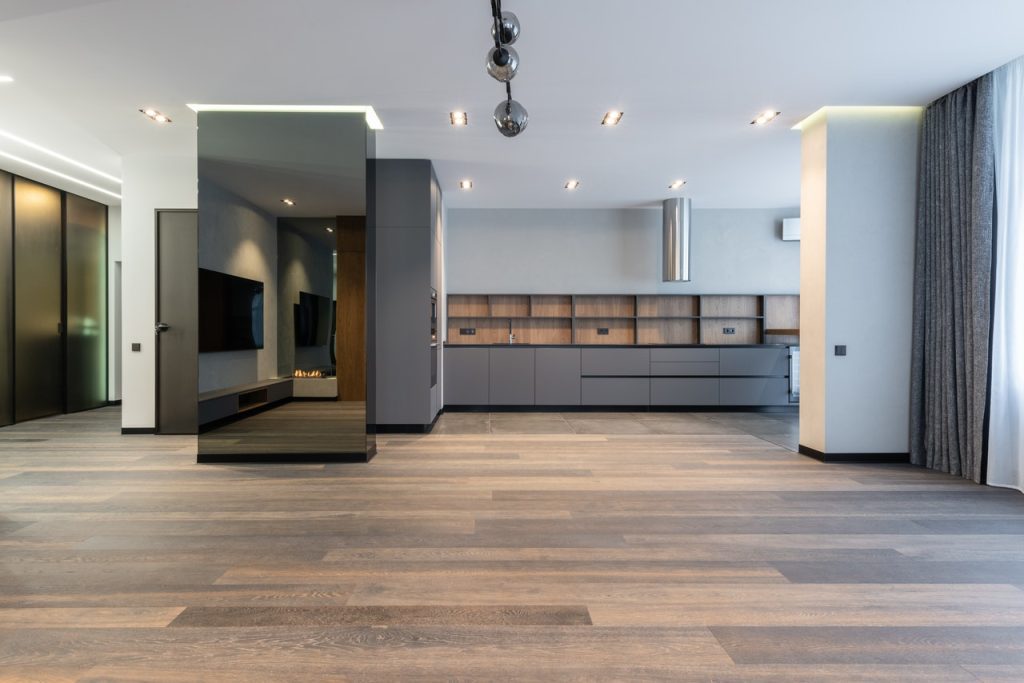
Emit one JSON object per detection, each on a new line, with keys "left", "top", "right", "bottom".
{"left": 197, "top": 181, "right": 278, "bottom": 393}
{"left": 120, "top": 154, "right": 197, "bottom": 430}
{"left": 798, "top": 107, "right": 922, "bottom": 455}
{"left": 446, "top": 207, "right": 799, "bottom": 294}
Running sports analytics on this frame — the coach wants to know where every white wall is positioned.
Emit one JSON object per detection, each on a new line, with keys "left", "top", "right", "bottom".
{"left": 120, "top": 154, "right": 197, "bottom": 430}
{"left": 446, "top": 208, "right": 799, "bottom": 294}
{"left": 197, "top": 182, "right": 278, "bottom": 393}
{"left": 799, "top": 107, "right": 922, "bottom": 455}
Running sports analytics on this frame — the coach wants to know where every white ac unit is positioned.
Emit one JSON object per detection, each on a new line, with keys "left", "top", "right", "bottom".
{"left": 782, "top": 217, "right": 801, "bottom": 241}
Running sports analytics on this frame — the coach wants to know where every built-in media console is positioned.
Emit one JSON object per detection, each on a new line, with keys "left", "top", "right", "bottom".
{"left": 445, "top": 293, "right": 799, "bottom": 410}
{"left": 198, "top": 378, "right": 293, "bottom": 429}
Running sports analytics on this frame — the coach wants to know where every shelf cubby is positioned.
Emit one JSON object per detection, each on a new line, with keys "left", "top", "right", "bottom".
{"left": 447, "top": 317, "right": 508, "bottom": 344}
{"left": 574, "top": 318, "right": 635, "bottom": 345}
{"left": 448, "top": 295, "right": 490, "bottom": 318}
{"left": 637, "top": 295, "right": 699, "bottom": 318}
{"left": 701, "top": 318, "right": 763, "bottom": 345}
{"left": 637, "top": 318, "right": 700, "bottom": 345}
{"left": 489, "top": 294, "right": 530, "bottom": 318}
{"left": 700, "top": 294, "right": 762, "bottom": 318}
{"left": 530, "top": 294, "right": 572, "bottom": 318}
{"left": 574, "top": 295, "right": 636, "bottom": 318}
{"left": 514, "top": 318, "right": 573, "bottom": 344}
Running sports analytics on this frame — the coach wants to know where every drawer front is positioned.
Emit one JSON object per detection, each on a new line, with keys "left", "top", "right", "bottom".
{"left": 581, "top": 348, "right": 651, "bottom": 376}
{"left": 720, "top": 377, "right": 791, "bottom": 406}
{"left": 198, "top": 395, "right": 237, "bottom": 426}
{"left": 489, "top": 347, "right": 536, "bottom": 405}
{"left": 651, "top": 378, "right": 720, "bottom": 406}
{"left": 719, "top": 348, "right": 789, "bottom": 376}
{"left": 535, "top": 348, "right": 582, "bottom": 406}
{"left": 649, "top": 361, "right": 720, "bottom": 376}
{"left": 266, "top": 380, "right": 293, "bottom": 403}
{"left": 581, "top": 377, "right": 650, "bottom": 406}
{"left": 443, "top": 347, "right": 490, "bottom": 405}
{"left": 650, "top": 348, "right": 720, "bottom": 363}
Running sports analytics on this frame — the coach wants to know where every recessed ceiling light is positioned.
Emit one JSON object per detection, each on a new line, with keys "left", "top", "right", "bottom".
{"left": 459, "top": 179, "right": 473, "bottom": 190}
{"left": 751, "top": 110, "right": 781, "bottom": 126}
{"left": 450, "top": 111, "right": 468, "bottom": 126}
{"left": 0, "top": 76, "right": 14, "bottom": 84}
{"left": 669, "top": 179, "right": 686, "bottom": 190}
{"left": 601, "top": 111, "right": 623, "bottom": 126}
{"left": 140, "top": 108, "right": 172, "bottom": 124}
{"left": 281, "top": 198, "right": 296, "bottom": 206}
{"left": 564, "top": 179, "right": 580, "bottom": 190}
{"left": 325, "top": 226, "right": 334, "bottom": 233}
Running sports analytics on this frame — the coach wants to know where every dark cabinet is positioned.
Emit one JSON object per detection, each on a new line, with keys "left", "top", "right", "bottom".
{"left": 444, "top": 347, "right": 489, "bottom": 405}
{"left": 536, "top": 348, "right": 581, "bottom": 406}
{"left": 489, "top": 347, "right": 535, "bottom": 405}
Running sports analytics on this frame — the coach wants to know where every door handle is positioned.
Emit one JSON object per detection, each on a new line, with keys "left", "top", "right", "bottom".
{"left": 155, "top": 322, "right": 170, "bottom": 334}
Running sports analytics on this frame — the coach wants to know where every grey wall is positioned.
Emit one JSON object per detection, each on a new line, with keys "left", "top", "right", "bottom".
{"left": 198, "top": 181, "right": 278, "bottom": 393}
{"left": 277, "top": 226, "right": 334, "bottom": 376}
{"left": 446, "top": 208, "right": 799, "bottom": 294}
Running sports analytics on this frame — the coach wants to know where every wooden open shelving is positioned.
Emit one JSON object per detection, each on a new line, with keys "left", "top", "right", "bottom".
{"left": 446, "top": 293, "right": 799, "bottom": 346}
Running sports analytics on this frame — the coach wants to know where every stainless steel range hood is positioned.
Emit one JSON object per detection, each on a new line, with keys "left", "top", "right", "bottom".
{"left": 662, "top": 197, "right": 691, "bottom": 282}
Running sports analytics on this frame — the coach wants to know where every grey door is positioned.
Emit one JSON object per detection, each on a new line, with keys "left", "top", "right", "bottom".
{"left": 13, "top": 178, "right": 63, "bottom": 422}
{"left": 156, "top": 210, "right": 198, "bottom": 434}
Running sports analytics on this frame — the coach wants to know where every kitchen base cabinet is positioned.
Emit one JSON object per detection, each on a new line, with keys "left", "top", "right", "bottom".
{"left": 581, "top": 377, "right": 650, "bottom": 406}
{"left": 651, "top": 378, "right": 719, "bottom": 406}
{"left": 720, "top": 377, "right": 790, "bottom": 406}
{"left": 489, "top": 347, "right": 535, "bottom": 405}
{"left": 443, "top": 347, "right": 489, "bottom": 405}
{"left": 720, "top": 347, "right": 789, "bottom": 376}
{"left": 536, "top": 348, "right": 581, "bottom": 405}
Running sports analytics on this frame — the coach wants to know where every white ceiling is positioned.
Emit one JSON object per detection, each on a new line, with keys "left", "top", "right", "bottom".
{"left": 0, "top": 0, "right": 1023, "bottom": 209}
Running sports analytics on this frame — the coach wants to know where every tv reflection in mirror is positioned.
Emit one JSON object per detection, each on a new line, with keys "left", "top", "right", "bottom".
{"left": 198, "top": 268, "right": 265, "bottom": 352}
{"left": 294, "top": 291, "right": 331, "bottom": 348}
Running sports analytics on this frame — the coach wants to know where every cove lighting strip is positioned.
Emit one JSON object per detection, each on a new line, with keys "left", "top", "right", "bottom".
{"left": 0, "top": 129, "right": 122, "bottom": 184}
{"left": 0, "top": 149, "right": 122, "bottom": 200}
{"left": 186, "top": 104, "right": 383, "bottom": 130}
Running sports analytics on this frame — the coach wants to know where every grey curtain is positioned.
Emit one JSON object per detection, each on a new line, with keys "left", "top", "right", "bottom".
{"left": 911, "top": 74, "right": 995, "bottom": 482}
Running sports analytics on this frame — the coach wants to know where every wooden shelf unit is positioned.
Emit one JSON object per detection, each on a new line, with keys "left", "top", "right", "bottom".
{"left": 446, "top": 294, "right": 799, "bottom": 346}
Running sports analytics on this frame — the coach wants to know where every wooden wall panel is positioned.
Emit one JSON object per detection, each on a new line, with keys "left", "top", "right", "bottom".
{"left": 447, "top": 317, "right": 508, "bottom": 345}
{"left": 0, "top": 172, "right": 11, "bottom": 426}
{"left": 701, "top": 295, "right": 762, "bottom": 318}
{"left": 530, "top": 295, "right": 572, "bottom": 318}
{"left": 637, "top": 319, "right": 699, "bottom": 345}
{"left": 336, "top": 216, "right": 366, "bottom": 401}
{"left": 575, "top": 318, "right": 635, "bottom": 345}
{"left": 701, "top": 318, "right": 762, "bottom": 345}
{"left": 489, "top": 295, "right": 529, "bottom": 317}
{"left": 637, "top": 295, "right": 699, "bottom": 318}
{"left": 575, "top": 295, "right": 636, "bottom": 318}
{"left": 448, "top": 295, "right": 489, "bottom": 317}
{"left": 514, "top": 319, "right": 572, "bottom": 344}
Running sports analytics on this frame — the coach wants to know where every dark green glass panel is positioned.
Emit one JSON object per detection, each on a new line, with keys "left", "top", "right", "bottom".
{"left": 0, "top": 172, "right": 12, "bottom": 427}
{"left": 65, "top": 193, "right": 107, "bottom": 413}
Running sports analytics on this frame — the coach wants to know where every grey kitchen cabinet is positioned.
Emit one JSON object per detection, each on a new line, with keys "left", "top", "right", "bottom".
{"left": 650, "top": 378, "right": 720, "bottom": 406}
{"left": 720, "top": 377, "right": 790, "bottom": 406}
{"left": 581, "top": 377, "right": 650, "bottom": 405}
{"left": 535, "top": 347, "right": 582, "bottom": 405}
{"left": 719, "top": 347, "right": 789, "bottom": 376}
{"left": 650, "top": 348, "right": 720, "bottom": 363}
{"left": 581, "top": 348, "right": 651, "bottom": 376}
{"left": 443, "top": 347, "right": 490, "bottom": 405}
{"left": 649, "top": 361, "right": 720, "bottom": 376}
{"left": 489, "top": 347, "right": 535, "bottom": 405}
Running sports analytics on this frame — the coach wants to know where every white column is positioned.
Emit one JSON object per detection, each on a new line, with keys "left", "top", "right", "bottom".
{"left": 798, "top": 107, "right": 922, "bottom": 456}
{"left": 120, "top": 154, "right": 196, "bottom": 430}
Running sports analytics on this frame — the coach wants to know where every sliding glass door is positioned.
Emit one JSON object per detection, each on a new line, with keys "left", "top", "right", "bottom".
{"left": 65, "top": 194, "right": 107, "bottom": 413}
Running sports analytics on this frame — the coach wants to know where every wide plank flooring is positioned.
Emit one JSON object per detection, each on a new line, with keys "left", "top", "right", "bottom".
{"left": 1, "top": 406, "right": 1023, "bottom": 681}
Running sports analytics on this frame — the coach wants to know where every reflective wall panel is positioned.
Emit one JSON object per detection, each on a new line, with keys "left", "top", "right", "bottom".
{"left": 65, "top": 194, "right": 107, "bottom": 413}
{"left": 0, "top": 172, "right": 12, "bottom": 427}
{"left": 13, "top": 177, "right": 63, "bottom": 422}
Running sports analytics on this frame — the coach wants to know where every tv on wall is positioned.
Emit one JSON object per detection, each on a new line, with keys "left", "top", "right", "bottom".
{"left": 198, "top": 268, "right": 265, "bottom": 352}
{"left": 294, "top": 291, "right": 331, "bottom": 347}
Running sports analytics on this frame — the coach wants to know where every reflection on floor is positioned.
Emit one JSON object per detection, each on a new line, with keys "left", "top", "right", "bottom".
{"left": 199, "top": 400, "right": 367, "bottom": 457}
{"left": 435, "top": 410, "right": 799, "bottom": 451}
{"left": 2, "top": 406, "right": 1023, "bottom": 680}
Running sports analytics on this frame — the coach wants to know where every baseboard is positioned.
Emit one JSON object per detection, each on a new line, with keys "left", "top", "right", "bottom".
{"left": 799, "top": 444, "right": 910, "bottom": 463}
{"left": 445, "top": 405, "right": 799, "bottom": 413}
{"left": 197, "top": 451, "right": 374, "bottom": 464}
{"left": 107, "top": 400, "right": 122, "bottom": 406}
{"left": 371, "top": 409, "right": 443, "bottom": 434}
{"left": 120, "top": 427, "right": 156, "bottom": 435}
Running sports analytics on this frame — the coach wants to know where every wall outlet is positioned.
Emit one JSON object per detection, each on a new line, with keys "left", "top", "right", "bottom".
{"left": 131, "top": 343, "right": 142, "bottom": 352}
{"left": 723, "top": 327, "right": 736, "bottom": 335}
{"left": 597, "top": 328, "right": 610, "bottom": 335}
{"left": 835, "top": 345, "right": 847, "bottom": 356}
{"left": 459, "top": 328, "right": 476, "bottom": 336}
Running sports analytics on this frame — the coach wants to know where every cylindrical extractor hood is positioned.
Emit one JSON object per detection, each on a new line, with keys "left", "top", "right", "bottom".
{"left": 662, "top": 197, "right": 691, "bottom": 282}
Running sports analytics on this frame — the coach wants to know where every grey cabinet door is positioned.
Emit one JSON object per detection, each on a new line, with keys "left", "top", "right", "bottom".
{"left": 489, "top": 347, "right": 535, "bottom": 405}
{"left": 649, "top": 362, "right": 720, "bottom": 376}
{"left": 535, "top": 348, "right": 581, "bottom": 405}
{"left": 719, "top": 348, "right": 789, "bottom": 376}
{"left": 720, "top": 377, "right": 790, "bottom": 406}
{"left": 444, "top": 347, "right": 490, "bottom": 405}
{"left": 581, "top": 348, "right": 651, "bottom": 376}
{"left": 651, "top": 378, "right": 719, "bottom": 406}
{"left": 581, "top": 378, "right": 650, "bottom": 406}
{"left": 650, "top": 348, "right": 720, "bottom": 363}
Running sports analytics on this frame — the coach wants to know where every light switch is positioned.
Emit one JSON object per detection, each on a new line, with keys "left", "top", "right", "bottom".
{"left": 835, "top": 345, "right": 847, "bottom": 356}
{"left": 131, "top": 343, "right": 142, "bottom": 352}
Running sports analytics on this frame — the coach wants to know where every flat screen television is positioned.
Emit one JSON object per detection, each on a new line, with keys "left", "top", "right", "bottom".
{"left": 198, "top": 268, "right": 265, "bottom": 352}
{"left": 294, "top": 291, "right": 332, "bottom": 347}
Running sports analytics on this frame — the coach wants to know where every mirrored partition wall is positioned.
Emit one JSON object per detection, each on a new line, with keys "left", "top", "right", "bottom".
{"left": 195, "top": 112, "right": 374, "bottom": 462}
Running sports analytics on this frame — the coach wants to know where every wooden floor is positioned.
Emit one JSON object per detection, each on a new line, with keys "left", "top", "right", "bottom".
{"left": 1, "top": 407, "right": 1024, "bottom": 681}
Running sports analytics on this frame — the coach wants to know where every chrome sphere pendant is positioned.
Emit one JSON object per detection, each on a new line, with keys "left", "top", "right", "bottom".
{"left": 494, "top": 99, "right": 528, "bottom": 137}
{"left": 485, "top": 46, "right": 519, "bottom": 83}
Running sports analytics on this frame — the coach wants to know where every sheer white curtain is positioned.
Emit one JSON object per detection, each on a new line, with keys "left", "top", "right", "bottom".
{"left": 988, "top": 56, "right": 1024, "bottom": 492}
